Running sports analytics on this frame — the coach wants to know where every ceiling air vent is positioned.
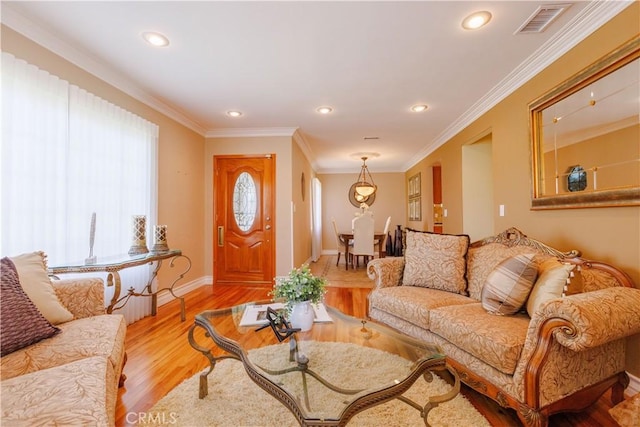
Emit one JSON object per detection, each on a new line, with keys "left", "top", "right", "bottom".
{"left": 515, "top": 3, "right": 572, "bottom": 34}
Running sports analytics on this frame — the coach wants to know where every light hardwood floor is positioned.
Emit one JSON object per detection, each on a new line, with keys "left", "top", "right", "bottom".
{"left": 116, "top": 282, "right": 620, "bottom": 426}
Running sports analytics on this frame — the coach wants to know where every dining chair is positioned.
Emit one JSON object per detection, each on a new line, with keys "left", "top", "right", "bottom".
{"left": 332, "top": 219, "right": 352, "bottom": 267}
{"left": 351, "top": 213, "right": 374, "bottom": 268}
{"left": 375, "top": 216, "right": 392, "bottom": 257}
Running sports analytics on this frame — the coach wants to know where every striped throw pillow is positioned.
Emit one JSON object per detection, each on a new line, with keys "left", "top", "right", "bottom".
{"left": 481, "top": 253, "right": 538, "bottom": 315}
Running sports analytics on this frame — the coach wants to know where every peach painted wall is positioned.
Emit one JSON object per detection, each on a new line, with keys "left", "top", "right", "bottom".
{"left": 291, "top": 141, "right": 314, "bottom": 267}
{"left": 405, "top": 4, "right": 640, "bottom": 376}
{"left": 1, "top": 25, "right": 206, "bottom": 290}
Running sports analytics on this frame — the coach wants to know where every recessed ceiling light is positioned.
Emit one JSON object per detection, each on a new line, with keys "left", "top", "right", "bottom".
{"left": 462, "top": 11, "right": 492, "bottom": 30}
{"left": 142, "top": 32, "right": 170, "bottom": 47}
{"left": 411, "top": 104, "right": 428, "bottom": 112}
{"left": 227, "top": 111, "right": 243, "bottom": 117}
{"left": 316, "top": 106, "right": 333, "bottom": 114}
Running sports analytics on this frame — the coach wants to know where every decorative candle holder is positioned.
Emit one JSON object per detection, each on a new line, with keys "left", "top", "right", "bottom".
{"left": 151, "top": 225, "right": 169, "bottom": 253}
{"left": 128, "top": 215, "right": 149, "bottom": 255}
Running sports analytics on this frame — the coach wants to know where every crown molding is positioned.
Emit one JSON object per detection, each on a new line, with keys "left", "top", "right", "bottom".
{"left": 292, "top": 130, "right": 321, "bottom": 171}
{"left": 0, "top": 4, "right": 207, "bottom": 136}
{"left": 403, "top": 0, "right": 634, "bottom": 171}
{"left": 2, "top": 1, "right": 632, "bottom": 171}
{"left": 206, "top": 127, "right": 298, "bottom": 138}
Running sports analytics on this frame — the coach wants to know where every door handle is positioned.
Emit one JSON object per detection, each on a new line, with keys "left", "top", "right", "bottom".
{"left": 265, "top": 225, "right": 271, "bottom": 230}
{"left": 217, "top": 226, "right": 224, "bottom": 246}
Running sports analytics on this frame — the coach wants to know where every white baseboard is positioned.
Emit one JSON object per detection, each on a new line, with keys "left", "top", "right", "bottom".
{"left": 627, "top": 372, "right": 640, "bottom": 397}
{"left": 156, "top": 276, "right": 211, "bottom": 307}
{"left": 321, "top": 249, "right": 338, "bottom": 256}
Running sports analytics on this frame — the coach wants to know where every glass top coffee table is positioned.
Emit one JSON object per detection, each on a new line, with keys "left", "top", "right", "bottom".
{"left": 188, "top": 301, "right": 459, "bottom": 427}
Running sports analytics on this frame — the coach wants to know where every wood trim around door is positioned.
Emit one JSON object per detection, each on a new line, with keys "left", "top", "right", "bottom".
{"left": 213, "top": 154, "right": 276, "bottom": 285}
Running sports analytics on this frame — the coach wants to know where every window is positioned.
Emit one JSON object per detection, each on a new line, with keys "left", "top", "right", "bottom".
{"left": 1, "top": 52, "right": 158, "bottom": 322}
{"left": 233, "top": 172, "right": 257, "bottom": 231}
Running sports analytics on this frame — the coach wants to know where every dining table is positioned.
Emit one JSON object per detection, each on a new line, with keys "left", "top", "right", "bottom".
{"left": 339, "top": 232, "right": 387, "bottom": 270}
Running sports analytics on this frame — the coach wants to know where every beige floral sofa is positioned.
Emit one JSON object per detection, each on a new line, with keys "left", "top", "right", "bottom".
{"left": 367, "top": 228, "right": 640, "bottom": 427}
{"left": 1, "top": 252, "right": 126, "bottom": 426}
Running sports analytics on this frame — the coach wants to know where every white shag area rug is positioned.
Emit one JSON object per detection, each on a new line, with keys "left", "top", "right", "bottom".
{"left": 144, "top": 342, "right": 490, "bottom": 427}
{"left": 609, "top": 392, "right": 640, "bottom": 427}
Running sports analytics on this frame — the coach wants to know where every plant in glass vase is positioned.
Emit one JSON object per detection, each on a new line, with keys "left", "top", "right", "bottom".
{"left": 271, "top": 265, "right": 327, "bottom": 331}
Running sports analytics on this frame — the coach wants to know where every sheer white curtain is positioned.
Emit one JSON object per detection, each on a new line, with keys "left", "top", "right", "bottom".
{"left": 1, "top": 52, "right": 158, "bottom": 323}
{"left": 311, "top": 178, "right": 322, "bottom": 262}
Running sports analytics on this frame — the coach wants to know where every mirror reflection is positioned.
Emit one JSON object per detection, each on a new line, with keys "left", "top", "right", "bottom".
{"left": 530, "top": 37, "right": 640, "bottom": 209}
{"left": 541, "top": 58, "right": 639, "bottom": 196}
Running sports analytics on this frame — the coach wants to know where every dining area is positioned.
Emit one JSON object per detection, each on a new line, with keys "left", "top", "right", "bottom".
{"left": 325, "top": 155, "right": 402, "bottom": 270}
{"left": 331, "top": 213, "right": 392, "bottom": 270}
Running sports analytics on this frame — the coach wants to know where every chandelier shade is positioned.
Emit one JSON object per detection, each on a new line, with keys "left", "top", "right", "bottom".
{"left": 354, "top": 157, "right": 377, "bottom": 197}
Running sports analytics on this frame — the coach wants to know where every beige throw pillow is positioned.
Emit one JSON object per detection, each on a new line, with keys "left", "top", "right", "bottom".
{"left": 10, "top": 251, "right": 74, "bottom": 324}
{"left": 402, "top": 230, "right": 470, "bottom": 295}
{"left": 481, "top": 253, "right": 538, "bottom": 315}
{"left": 526, "top": 258, "right": 575, "bottom": 317}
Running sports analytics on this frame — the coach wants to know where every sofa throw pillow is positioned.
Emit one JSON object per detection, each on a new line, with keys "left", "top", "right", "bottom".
{"left": 526, "top": 258, "right": 575, "bottom": 317}
{"left": 10, "top": 251, "right": 74, "bottom": 325}
{"left": 481, "top": 253, "right": 538, "bottom": 315}
{"left": 402, "top": 230, "right": 470, "bottom": 295}
{"left": 466, "top": 243, "right": 539, "bottom": 301}
{"left": 1, "top": 257, "right": 60, "bottom": 356}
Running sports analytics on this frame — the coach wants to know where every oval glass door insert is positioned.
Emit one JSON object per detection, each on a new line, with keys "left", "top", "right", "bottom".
{"left": 233, "top": 172, "right": 257, "bottom": 231}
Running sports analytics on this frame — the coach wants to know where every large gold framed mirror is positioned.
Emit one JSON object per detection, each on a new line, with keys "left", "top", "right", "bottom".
{"left": 529, "top": 36, "right": 639, "bottom": 210}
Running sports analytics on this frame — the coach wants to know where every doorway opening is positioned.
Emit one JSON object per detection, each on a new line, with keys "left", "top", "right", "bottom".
{"left": 462, "top": 133, "right": 494, "bottom": 241}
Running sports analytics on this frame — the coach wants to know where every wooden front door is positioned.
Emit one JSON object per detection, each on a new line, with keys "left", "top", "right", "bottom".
{"left": 214, "top": 155, "right": 275, "bottom": 284}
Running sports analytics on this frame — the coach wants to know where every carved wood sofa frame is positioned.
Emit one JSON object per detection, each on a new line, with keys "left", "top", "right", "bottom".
{"left": 449, "top": 228, "right": 635, "bottom": 427}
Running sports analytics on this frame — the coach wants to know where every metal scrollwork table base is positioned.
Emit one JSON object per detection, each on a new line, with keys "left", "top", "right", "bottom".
{"left": 49, "top": 249, "right": 191, "bottom": 321}
{"left": 188, "top": 302, "right": 460, "bottom": 426}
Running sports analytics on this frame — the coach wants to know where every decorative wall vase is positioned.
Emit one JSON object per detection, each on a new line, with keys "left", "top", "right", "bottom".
{"left": 394, "top": 225, "right": 403, "bottom": 257}
{"left": 385, "top": 231, "right": 394, "bottom": 256}
{"left": 289, "top": 301, "right": 315, "bottom": 332}
{"left": 128, "top": 215, "right": 149, "bottom": 255}
{"left": 151, "top": 225, "right": 169, "bottom": 253}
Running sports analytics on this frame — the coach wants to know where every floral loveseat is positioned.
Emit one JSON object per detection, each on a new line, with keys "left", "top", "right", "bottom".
{"left": 1, "top": 252, "right": 126, "bottom": 426}
{"left": 367, "top": 228, "right": 640, "bottom": 427}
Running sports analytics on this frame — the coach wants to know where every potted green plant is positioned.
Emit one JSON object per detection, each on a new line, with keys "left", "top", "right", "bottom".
{"left": 271, "top": 265, "right": 327, "bottom": 331}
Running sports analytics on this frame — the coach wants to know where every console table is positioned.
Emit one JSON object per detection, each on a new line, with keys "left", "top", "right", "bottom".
{"left": 48, "top": 250, "right": 191, "bottom": 321}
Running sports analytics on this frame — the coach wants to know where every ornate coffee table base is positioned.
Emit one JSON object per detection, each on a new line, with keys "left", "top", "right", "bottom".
{"left": 397, "top": 366, "right": 461, "bottom": 426}
{"left": 187, "top": 315, "right": 460, "bottom": 427}
{"left": 187, "top": 325, "right": 239, "bottom": 399}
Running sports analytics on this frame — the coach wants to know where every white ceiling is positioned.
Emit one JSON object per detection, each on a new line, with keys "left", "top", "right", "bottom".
{"left": 1, "top": 1, "right": 633, "bottom": 173}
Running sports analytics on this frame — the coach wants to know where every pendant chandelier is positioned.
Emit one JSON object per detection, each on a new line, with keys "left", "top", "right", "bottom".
{"left": 354, "top": 156, "right": 377, "bottom": 197}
